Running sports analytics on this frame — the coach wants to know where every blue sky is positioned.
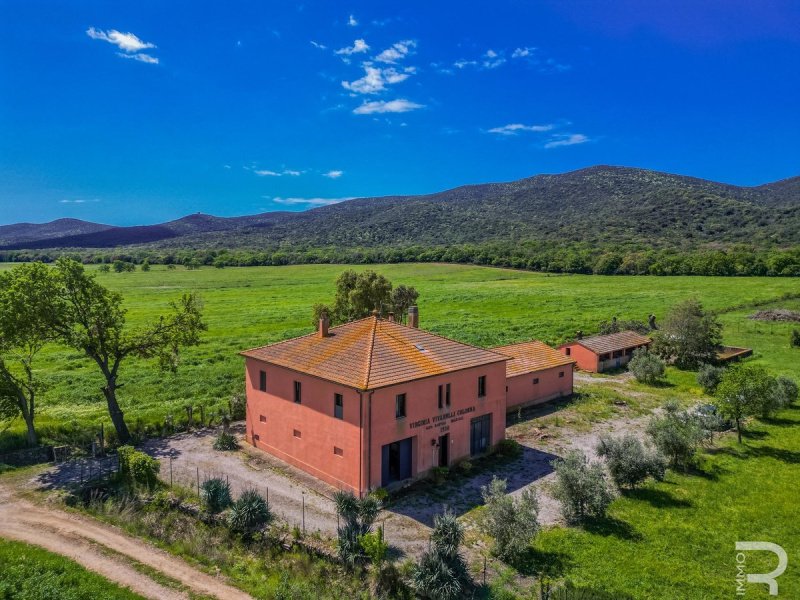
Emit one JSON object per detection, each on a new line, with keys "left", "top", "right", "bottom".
{"left": 1, "top": 1, "right": 799, "bottom": 226}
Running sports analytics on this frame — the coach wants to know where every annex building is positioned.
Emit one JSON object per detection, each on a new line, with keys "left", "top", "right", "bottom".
{"left": 558, "top": 330, "right": 651, "bottom": 373}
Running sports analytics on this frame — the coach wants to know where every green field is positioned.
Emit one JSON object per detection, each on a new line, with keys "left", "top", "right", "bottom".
{"left": 1, "top": 263, "right": 798, "bottom": 449}
{"left": 0, "top": 538, "right": 144, "bottom": 600}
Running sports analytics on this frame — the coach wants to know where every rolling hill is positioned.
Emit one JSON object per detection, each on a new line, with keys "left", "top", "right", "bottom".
{"left": 3, "top": 166, "right": 799, "bottom": 252}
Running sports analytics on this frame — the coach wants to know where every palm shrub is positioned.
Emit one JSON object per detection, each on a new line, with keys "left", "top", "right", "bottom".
{"left": 480, "top": 476, "right": 540, "bottom": 563}
{"left": 412, "top": 510, "right": 472, "bottom": 600}
{"left": 200, "top": 477, "right": 232, "bottom": 514}
{"left": 213, "top": 431, "right": 239, "bottom": 451}
{"left": 595, "top": 435, "right": 666, "bottom": 489}
{"left": 228, "top": 489, "right": 272, "bottom": 534}
{"left": 646, "top": 401, "right": 705, "bottom": 468}
{"left": 333, "top": 490, "right": 381, "bottom": 567}
{"left": 697, "top": 363, "right": 725, "bottom": 395}
{"left": 551, "top": 451, "right": 614, "bottom": 524}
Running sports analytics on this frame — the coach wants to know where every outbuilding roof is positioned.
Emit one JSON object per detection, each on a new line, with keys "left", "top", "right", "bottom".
{"left": 567, "top": 330, "right": 651, "bottom": 355}
{"left": 492, "top": 340, "right": 575, "bottom": 378}
{"left": 241, "top": 316, "right": 508, "bottom": 391}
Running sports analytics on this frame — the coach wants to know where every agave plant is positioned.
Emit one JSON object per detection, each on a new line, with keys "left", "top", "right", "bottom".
{"left": 200, "top": 477, "right": 232, "bottom": 514}
{"left": 412, "top": 510, "right": 471, "bottom": 600}
{"left": 213, "top": 431, "right": 239, "bottom": 451}
{"left": 333, "top": 490, "right": 381, "bottom": 567}
{"left": 228, "top": 489, "right": 272, "bottom": 534}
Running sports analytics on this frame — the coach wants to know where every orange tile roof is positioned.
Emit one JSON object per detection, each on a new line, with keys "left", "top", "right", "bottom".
{"left": 570, "top": 330, "right": 651, "bottom": 354}
{"left": 240, "top": 316, "right": 508, "bottom": 391}
{"left": 492, "top": 340, "right": 575, "bottom": 377}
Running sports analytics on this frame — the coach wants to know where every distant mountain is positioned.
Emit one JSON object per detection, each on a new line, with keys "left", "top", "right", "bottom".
{"left": 3, "top": 166, "right": 798, "bottom": 252}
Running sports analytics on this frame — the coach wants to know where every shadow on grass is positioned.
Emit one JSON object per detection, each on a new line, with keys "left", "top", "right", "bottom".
{"left": 759, "top": 416, "right": 798, "bottom": 427}
{"left": 741, "top": 429, "right": 769, "bottom": 441}
{"left": 622, "top": 487, "right": 692, "bottom": 509}
{"left": 716, "top": 444, "right": 800, "bottom": 464}
{"left": 514, "top": 547, "right": 573, "bottom": 579}
{"left": 582, "top": 515, "right": 642, "bottom": 541}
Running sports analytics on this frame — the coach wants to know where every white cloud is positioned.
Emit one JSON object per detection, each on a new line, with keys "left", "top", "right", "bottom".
{"left": 117, "top": 52, "right": 159, "bottom": 64}
{"left": 86, "top": 28, "right": 155, "bottom": 52}
{"left": 335, "top": 39, "right": 369, "bottom": 56}
{"left": 544, "top": 133, "right": 590, "bottom": 148}
{"left": 271, "top": 196, "right": 352, "bottom": 206}
{"left": 482, "top": 49, "right": 506, "bottom": 69}
{"left": 488, "top": 123, "right": 555, "bottom": 135}
{"left": 254, "top": 168, "right": 302, "bottom": 177}
{"left": 341, "top": 63, "right": 415, "bottom": 94}
{"left": 454, "top": 59, "right": 478, "bottom": 69}
{"left": 512, "top": 47, "right": 536, "bottom": 58}
{"left": 59, "top": 198, "right": 100, "bottom": 204}
{"left": 310, "top": 40, "right": 327, "bottom": 50}
{"left": 353, "top": 99, "right": 423, "bottom": 114}
{"left": 374, "top": 40, "right": 416, "bottom": 64}
{"left": 348, "top": 14, "right": 358, "bottom": 26}
{"left": 324, "top": 170, "right": 344, "bottom": 179}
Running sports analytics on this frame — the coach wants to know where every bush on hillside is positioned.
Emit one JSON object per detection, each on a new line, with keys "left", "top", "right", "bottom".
{"left": 596, "top": 435, "right": 666, "bottom": 489}
{"left": 628, "top": 349, "right": 665, "bottom": 384}
{"left": 552, "top": 450, "right": 615, "bottom": 524}
{"left": 697, "top": 363, "right": 725, "bottom": 395}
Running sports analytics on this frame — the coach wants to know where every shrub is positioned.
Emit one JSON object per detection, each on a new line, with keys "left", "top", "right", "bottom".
{"left": 455, "top": 460, "right": 473, "bottom": 475}
{"left": 359, "top": 528, "right": 389, "bottom": 565}
{"left": 334, "top": 491, "right": 381, "bottom": 567}
{"left": 369, "top": 487, "right": 389, "bottom": 503}
{"left": 117, "top": 445, "right": 160, "bottom": 488}
{"left": 716, "top": 364, "right": 775, "bottom": 439}
{"left": 200, "top": 478, "right": 232, "bottom": 514}
{"left": 494, "top": 438, "right": 523, "bottom": 458}
{"left": 552, "top": 450, "right": 614, "bottom": 524}
{"left": 697, "top": 363, "right": 725, "bottom": 395}
{"left": 595, "top": 435, "right": 666, "bottom": 489}
{"left": 213, "top": 431, "right": 239, "bottom": 451}
{"left": 227, "top": 489, "right": 271, "bottom": 534}
{"left": 628, "top": 349, "right": 665, "bottom": 384}
{"left": 651, "top": 298, "right": 722, "bottom": 369}
{"left": 480, "top": 476, "right": 540, "bottom": 563}
{"left": 412, "top": 510, "right": 472, "bottom": 600}
{"left": 773, "top": 376, "right": 799, "bottom": 408}
{"left": 229, "top": 394, "right": 246, "bottom": 421}
{"left": 430, "top": 466, "right": 449, "bottom": 484}
{"left": 646, "top": 401, "right": 705, "bottom": 468}
{"left": 791, "top": 329, "right": 800, "bottom": 348}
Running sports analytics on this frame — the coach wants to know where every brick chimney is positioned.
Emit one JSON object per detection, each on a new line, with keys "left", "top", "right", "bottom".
{"left": 319, "top": 311, "right": 330, "bottom": 338}
{"left": 408, "top": 305, "right": 419, "bottom": 328}
{"left": 388, "top": 312, "right": 395, "bottom": 323}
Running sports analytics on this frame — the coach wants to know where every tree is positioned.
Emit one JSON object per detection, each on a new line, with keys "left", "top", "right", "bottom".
{"left": 627, "top": 349, "right": 665, "bottom": 384}
{"left": 596, "top": 435, "right": 666, "bottom": 489}
{"left": 551, "top": 450, "right": 614, "bottom": 524}
{"left": 646, "top": 401, "right": 705, "bottom": 468}
{"left": 651, "top": 299, "right": 722, "bottom": 369}
{"left": 0, "top": 263, "right": 63, "bottom": 446}
{"left": 598, "top": 317, "right": 650, "bottom": 336}
{"left": 772, "top": 376, "right": 798, "bottom": 409}
{"left": 412, "top": 510, "right": 472, "bottom": 600}
{"left": 480, "top": 476, "right": 540, "bottom": 563}
{"left": 716, "top": 364, "right": 775, "bottom": 442}
{"left": 52, "top": 259, "right": 206, "bottom": 444}
{"left": 311, "top": 302, "right": 332, "bottom": 328}
{"left": 390, "top": 285, "right": 419, "bottom": 323}
{"left": 140, "top": 259, "right": 151, "bottom": 272}
{"left": 697, "top": 363, "right": 725, "bottom": 395}
{"left": 333, "top": 490, "right": 381, "bottom": 567}
{"left": 331, "top": 270, "right": 392, "bottom": 323}
{"left": 791, "top": 329, "right": 800, "bottom": 348}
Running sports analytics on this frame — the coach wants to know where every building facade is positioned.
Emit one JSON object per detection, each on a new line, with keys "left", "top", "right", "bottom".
{"left": 494, "top": 340, "right": 575, "bottom": 409}
{"left": 558, "top": 330, "right": 651, "bottom": 373}
{"left": 242, "top": 313, "right": 507, "bottom": 496}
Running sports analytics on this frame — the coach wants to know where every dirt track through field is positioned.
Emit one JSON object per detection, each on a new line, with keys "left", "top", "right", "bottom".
{"left": 0, "top": 485, "right": 252, "bottom": 600}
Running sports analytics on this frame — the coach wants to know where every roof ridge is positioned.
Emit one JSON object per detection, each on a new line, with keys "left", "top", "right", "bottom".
{"left": 362, "top": 316, "right": 379, "bottom": 389}
{"left": 382, "top": 318, "right": 509, "bottom": 360}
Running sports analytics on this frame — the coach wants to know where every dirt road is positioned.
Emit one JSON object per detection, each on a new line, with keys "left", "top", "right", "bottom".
{"left": 0, "top": 485, "right": 252, "bottom": 600}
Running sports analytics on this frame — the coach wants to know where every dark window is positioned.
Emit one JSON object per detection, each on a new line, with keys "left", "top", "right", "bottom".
{"left": 293, "top": 429, "right": 301, "bottom": 438}
{"left": 446, "top": 383, "right": 451, "bottom": 406}
{"left": 600, "top": 354, "right": 610, "bottom": 361}
{"left": 253, "top": 433, "right": 260, "bottom": 441}
{"left": 438, "top": 384, "right": 443, "bottom": 409}
{"left": 294, "top": 381, "right": 301, "bottom": 403}
{"left": 334, "top": 393, "right": 343, "bottom": 419}
{"left": 533, "top": 377, "right": 540, "bottom": 385}
{"left": 395, "top": 393, "right": 406, "bottom": 419}
{"left": 334, "top": 446, "right": 344, "bottom": 456}
{"left": 565, "top": 347, "right": 571, "bottom": 356}
{"left": 559, "top": 371, "right": 565, "bottom": 378}
{"left": 478, "top": 376, "right": 486, "bottom": 398}
{"left": 258, "top": 370, "right": 267, "bottom": 392}
{"left": 470, "top": 414, "right": 492, "bottom": 456}
{"left": 259, "top": 414, "right": 266, "bottom": 423}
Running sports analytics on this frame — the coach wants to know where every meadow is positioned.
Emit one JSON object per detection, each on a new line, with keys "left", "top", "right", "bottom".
{"left": 1, "top": 262, "right": 798, "bottom": 450}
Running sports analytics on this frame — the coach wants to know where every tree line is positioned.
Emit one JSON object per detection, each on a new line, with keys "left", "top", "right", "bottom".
{"left": 0, "top": 259, "right": 206, "bottom": 447}
{"left": 2, "top": 242, "right": 800, "bottom": 277}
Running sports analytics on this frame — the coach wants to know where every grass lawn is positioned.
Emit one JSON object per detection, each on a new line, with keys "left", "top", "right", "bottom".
{"left": 0, "top": 538, "right": 144, "bottom": 600}
{"left": 0, "top": 262, "right": 797, "bottom": 450}
{"left": 527, "top": 404, "right": 800, "bottom": 599}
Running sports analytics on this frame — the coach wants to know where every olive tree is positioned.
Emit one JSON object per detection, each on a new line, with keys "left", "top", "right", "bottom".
{"left": 646, "top": 401, "right": 705, "bottom": 468}
{"left": 627, "top": 349, "right": 665, "bottom": 384}
{"left": 552, "top": 450, "right": 615, "bottom": 524}
{"left": 651, "top": 299, "right": 722, "bottom": 369}
{"left": 596, "top": 434, "right": 666, "bottom": 489}
{"left": 480, "top": 476, "right": 540, "bottom": 563}
{"left": 52, "top": 258, "right": 206, "bottom": 444}
{"left": 716, "top": 364, "right": 775, "bottom": 442}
